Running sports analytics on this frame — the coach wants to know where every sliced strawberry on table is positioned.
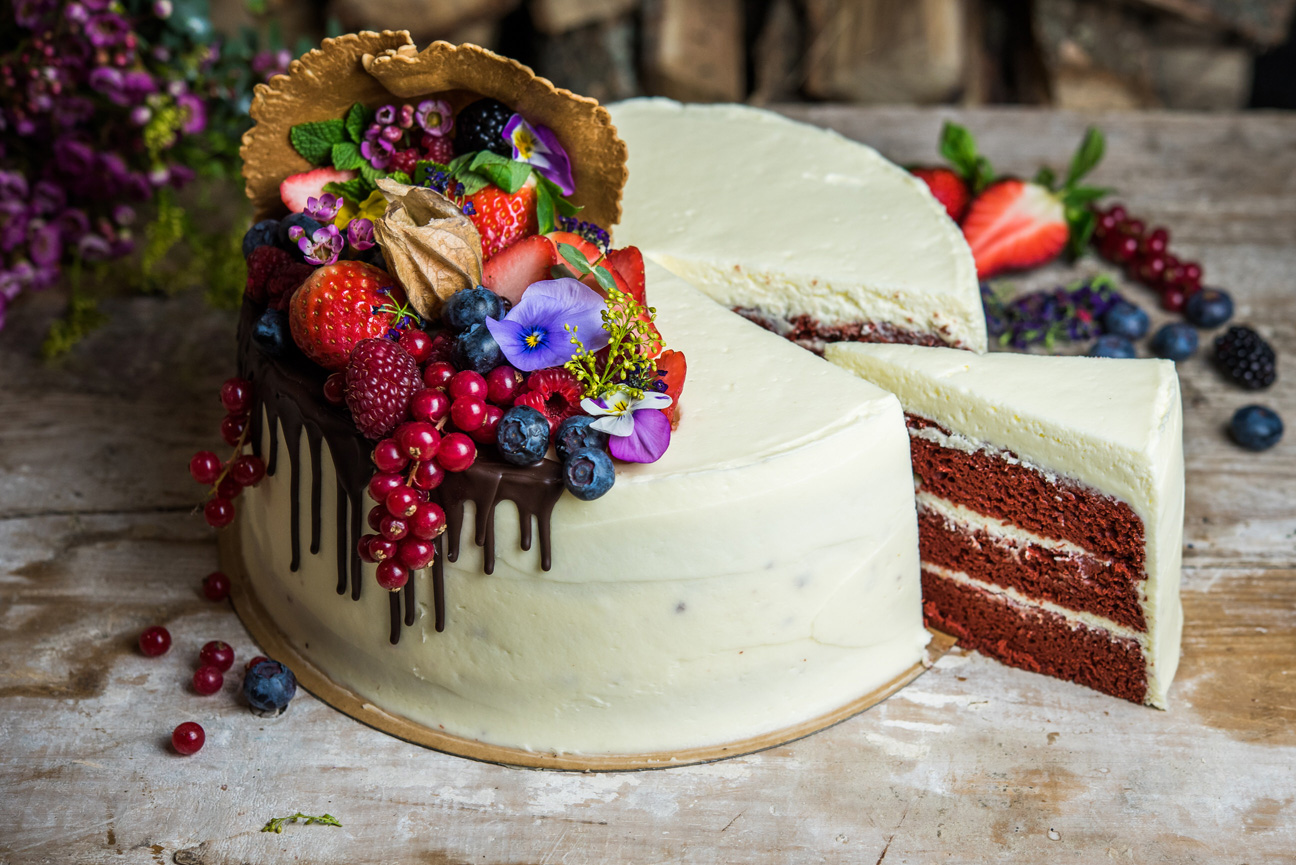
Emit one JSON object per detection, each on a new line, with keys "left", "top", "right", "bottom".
{"left": 604, "top": 245, "right": 646, "bottom": 307}
{"left": 280, "top": 167, "right": 357, "bottom": 214}
{"left": 289, "top": 261, "right": 413, "bottom": 371}
{"left": 907, "top": 122, "right": 994, "bottom": 224}
{"left": 481, "top": 234, "right": 558, "bottom": 307}
{"left": 466, "top": 182, "right": 538, "bottom": 261}
{"left": 961, "top": 127, "right": 1107, "bottom": 279}
{"left": 654, "top": 349, "right": 686, "bottom": 427}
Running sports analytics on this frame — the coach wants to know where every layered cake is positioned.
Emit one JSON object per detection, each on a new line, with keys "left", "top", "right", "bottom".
{"left": 609, "top": 99, "right": 987, "bottom": 354}
{"left": 215, "top": 34, "right": 935, "bottom": 758}
{"left": 827, "top": 343, "right": 1184, "bottom": 707}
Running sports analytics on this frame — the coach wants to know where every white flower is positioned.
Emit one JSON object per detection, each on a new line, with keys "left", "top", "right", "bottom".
{"left": 581, "top": 389, "right": 673, "bottom": 437}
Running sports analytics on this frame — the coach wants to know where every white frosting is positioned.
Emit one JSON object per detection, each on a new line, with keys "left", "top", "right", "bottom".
{"left": 607, "top": 99, "right": 987, "bottom": 352}
{"left": 237, "top": 265, "right": 929, "bottom": 754}
{"left": 826, "top": 343, "right": 1184, "bottom": 707}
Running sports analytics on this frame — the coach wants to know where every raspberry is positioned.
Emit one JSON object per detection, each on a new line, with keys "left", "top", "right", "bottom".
{"left": 422, "top": 134, "right": 454, "bottom": 165}
{"left": 245, "top": 245, "right": 293, "bottom": 305}
{"left": 266, "top": 262, "right": 315, "bottom": 311}
{"left": 1214, "top": 325, "right": 1277, "bottom": 390}
{"left": 514, "top": 368, "right": 583, "bottom": 432}
{"left": 389, "top": 148, "right": 419, "bottom": 176}
{"left": 344, "top": 339, "right": 421, "bottom": 439}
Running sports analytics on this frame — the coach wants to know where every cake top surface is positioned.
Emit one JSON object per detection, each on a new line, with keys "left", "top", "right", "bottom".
{"left": 607, "top": 99, "right": 985, "bottom": 351}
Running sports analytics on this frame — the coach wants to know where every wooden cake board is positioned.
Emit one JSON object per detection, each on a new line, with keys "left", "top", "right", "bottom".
{"left": 220, "top": 526, "right": 956, "bottom": 772}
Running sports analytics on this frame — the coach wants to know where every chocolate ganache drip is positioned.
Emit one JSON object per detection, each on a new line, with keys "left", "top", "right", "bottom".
{"left": 236, "top": 299, "right": 565, "bottom": 644}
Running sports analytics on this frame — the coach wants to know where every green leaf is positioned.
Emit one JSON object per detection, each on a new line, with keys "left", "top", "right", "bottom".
{"left": 1064, "top": 185, "right": 1111, "bottom": 207}
{"left": 447, "top": 153, "right": 476, "bottom": 174}
{"left": 1066, "top": 208, "right": 1096, "bottom": 258}
{"left": 455, "top": 172, "right": 489, "bottom": 196}
{"left": 592, "top": 265, "right": 618, "bottom": 292}
{"left": 1033, "top": 165, "right": 1057, "bottom": 189}
{"left": 389, "top": 170, "right": 412, "bottom": 185}
{"left": 535, "top": 182, "right": 556, "bottom": 234}
{"left": 413, "top": 160, "right": 451, "bottom": 186}
{"left": 939, "top": 123, "right": 979, "bottom": 177}
{"left": 1065, "top": 127, "right": 1105, "bottom": 189}
{"left": 324, "top": 177, "right": 373, "bottom": 202}
{"left": 331, "top": 141, "right": 364, "bottom": 171}
{"left": 557, "top": 242, "right": 594, "bottom": 274}
{"left": 358, "top": 161, "right": 385, "bottom": 184}
{"left": 289, "top": 118, "right": 346, "bottom": 165}
{"left": 344, "top": 103, "right": 368, "bottom": 143}
{"left": 549, "top": 263, "right": 580, "bottom": 280}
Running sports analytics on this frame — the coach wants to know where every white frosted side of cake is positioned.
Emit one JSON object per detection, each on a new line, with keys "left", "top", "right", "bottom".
{"left": 825, "top": 343, "right": 1185, "bottom": 706}
{"left": 608, "top": 98, "right": 987, "bottom": 353}
{"left": 235, "top": 265, "right": 928, "bottom": 755}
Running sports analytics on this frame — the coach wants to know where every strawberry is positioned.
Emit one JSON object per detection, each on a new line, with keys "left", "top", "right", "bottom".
{"left": 604, "top": 246, "right": 646, "bottom": 307}
{"left": 466, "top": 182, "right": 538, "bottom": 261}
{"left": 481, "top": 234, "right": 557, "bottom": 307}
{"left": 280, "top": 167, "right": 357, "bottom": 214}
{"left": 961, "top": 128, "right": 1107, "bottom": 278}
{"left": 911, "top": 167, "right": 970, "bottom": 223}
{"left": 654, "top": 349, "right": 686, "bottom": 428}
{"left": 288, "top": 261, "right": 411, "bottom": 371}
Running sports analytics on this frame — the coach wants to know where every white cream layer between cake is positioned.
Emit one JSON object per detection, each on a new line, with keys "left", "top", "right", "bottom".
{"left": 825, "top": 342, "right": 1185, "bottom": 707}
{"left": 236, "top": 263, "right": 929, "bottom": 755}
{"left": 608, "top": 98, "right": 987, "bottom": 353}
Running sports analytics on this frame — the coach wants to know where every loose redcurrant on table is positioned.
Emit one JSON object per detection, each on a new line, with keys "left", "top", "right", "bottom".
{"left": 139, "top": 626, "right": 171, "bottom": 657}
{"left": 199, "top": 640, "right": 235, "bottom": 672}
{"left": 193, "top": 664, "right": 224, "bottom": 696}
{"left": 172, "top": 722, "right": 205, "bottom": 755}
{"left": 202, "top": 571, "right": 231, "bottom": 602}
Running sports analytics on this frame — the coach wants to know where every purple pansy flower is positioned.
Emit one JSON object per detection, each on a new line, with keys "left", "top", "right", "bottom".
{"left": 289, "top": 223, "right": 343, "bottom": 266}
{"left": 503, "top": 114, "right": 575, "bottom": 196}
{"left": 580, "top": 390, "right": 673, "bottom": 463}
{"left": 484, "top": 278, "right": 608, "bottom": 372}
{"left": 346, "top": 218, "right": 375, "bottom": 251}
{"left": 415, "top": 99, "right": 453, "bottom": 137}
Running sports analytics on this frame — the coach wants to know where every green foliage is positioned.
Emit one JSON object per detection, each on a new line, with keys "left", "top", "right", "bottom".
{"left": 261, "top": 813, "right": 342, "bottom": 834}
{"left": 41, "top": 273, "right": 107, "bottom": 360}
{"left": 290, "top": 118, "right": 346, "bottom": 165}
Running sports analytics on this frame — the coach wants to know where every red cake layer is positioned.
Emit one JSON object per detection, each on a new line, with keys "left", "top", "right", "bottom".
{"left": 734, "top": 308, "right": 962, "bottom": 354}
{"left": 906, "top": 415, "right": 1146, "bottom": 571}
{"left": 922, "top": 570, "right": 1148, "bottom": 704}
{"left": 918, "top": 507, "right": 1147, "bottom": 632}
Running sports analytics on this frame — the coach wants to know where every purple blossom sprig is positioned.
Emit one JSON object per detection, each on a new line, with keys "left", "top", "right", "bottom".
{"left": 289, "top": 223, "right": 344, "bottom": 267}
{"left": 982, "top": 275, "right": 1129, "bottom": 351}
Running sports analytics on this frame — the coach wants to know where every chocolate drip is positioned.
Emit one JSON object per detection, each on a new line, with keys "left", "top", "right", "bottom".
{"left": 236, "top": 299, "right": 565, "bottom": 645}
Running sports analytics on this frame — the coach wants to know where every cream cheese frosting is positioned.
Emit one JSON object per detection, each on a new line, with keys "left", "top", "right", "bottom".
{"left": 608, "top": 99, "right": 987, "bottom": 353}
{"left": 236, "top": 264, "right": 930, "bottom": 754}
{"left": 825, "top": 342, "right": 1185, "bottom": 706}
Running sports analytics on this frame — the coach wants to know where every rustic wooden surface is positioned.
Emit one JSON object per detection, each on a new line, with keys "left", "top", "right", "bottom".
{"left": 2, "top": 106, "right": 1294, "bottom": 864}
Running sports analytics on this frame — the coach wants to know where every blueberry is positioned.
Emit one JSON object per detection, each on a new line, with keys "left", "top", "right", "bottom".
{"left": 1087, "top": 334, "right": 1137, "bottom": 359}
{"left": 1229, "top": 405, "right": 1283, "bottom": 451}
{"left": 1184, "top": 288, "right": 1234, "bottom": 329}
{"left": 442, "top": 286, "right": 506, "bottom": 333}
{"left": 252, "top": 309, "right": 290, "bottom": 357}
{"left": 496, "top": 406, "right": 549, "bottom": 465}
{"left": 452, "top": 322, "right": 504, "bottom": 374}
{"left": 554, "top": 416, "right": 610, "bottom": 462}
{"left": 349, "top": 244, "right": 387, "bottom": 271}
{"left": 1103, "top": 301, "right": 1150, "bottom": 340}
{"left": 563, "top": 447, "right": 615, "bottom": 501}
{"left": 242, "top": 219, "right": 280, "bottom": 259}
{"left": 242, "top": 659, "right": 297, "bottom": 715}
{"left": 1150, "top": 322, "right": 1198, "bottom": 361}
{"left": 276, "top": 213, "right": 322, "bottom": 257}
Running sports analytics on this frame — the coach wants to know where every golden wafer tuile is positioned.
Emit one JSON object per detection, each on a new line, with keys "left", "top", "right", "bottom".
{"left": 372, "top": 179, "right": 482, "bottom": 320}
{"left": 240, "top": 34, "right": 628, "bottom": 231}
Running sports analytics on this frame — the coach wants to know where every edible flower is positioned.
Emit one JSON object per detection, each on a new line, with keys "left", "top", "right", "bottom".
{"left": 333, "top": 190, "right": 387, "bottom": 230}
{"left": 304, "top": 193, "right": 341, "bottom": 223}
{"left": 484, "top": 278, "right": 607, "bottom": 371}
{"left": 581, "top": 389, "right": 673, "bottom": 463}
{"left": 346, "top": 217, "right": 375, "bottom": 251}
{"left": 288, "top": 222, "right": 343, "bottom": 266}
{"left": 503, "top": 114, "right": 575, "bottom": 196}
{"left": 416, "top": 99, "right": 454, "bottom": 137}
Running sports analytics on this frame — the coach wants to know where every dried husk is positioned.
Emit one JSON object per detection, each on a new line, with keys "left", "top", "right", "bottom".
{"left": 372, "top": 179, "right": 482, "bottom": 320}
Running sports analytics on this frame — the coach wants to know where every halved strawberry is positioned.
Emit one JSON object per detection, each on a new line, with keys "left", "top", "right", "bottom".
{"left": 655, "top": 349, "right": 686, "bottom": 428}
{"left": 280, "top": 167, "right": 357, "bottom": 214}
{"left": 481, "top": 235, "right": 558, "bottom": 306}
{"left": 604, "top": 245, "right": 646, "bottom": 306}
{"left": 911, "top": 167, "right": 970, "bottom": 223}
{"left": 962, "top": 128, "right": 1107, "bottom": 278}
{"left": 467, "top": 182, "right": 538, "bottom": 261}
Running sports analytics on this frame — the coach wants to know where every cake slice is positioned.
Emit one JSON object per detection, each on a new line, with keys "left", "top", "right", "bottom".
{"left": 826, "top": 343, "right": 1184, "bottom": 707}
{"left": 608, "top": 98, "right": 987, "bottom": 353}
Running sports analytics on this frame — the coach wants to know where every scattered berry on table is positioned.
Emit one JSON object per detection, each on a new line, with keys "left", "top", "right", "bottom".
{"left": 171, "top": 722, "right": 205, "bottom": 755}
{"left": 1214, "top": 325, "right": 1277, "bottom": 390}
{"left": 242, "top": 659, "right": 297, "bottom": 715}
{"left": 1088, "top": 335, "right": 1137, "bottom": 358}
{"left": 496, "top": 405, "right": 550, "bottom": 465}
{"left": 563, "top": 447, "right": 616, "bottom": 501}
{"left": 1150, "top": 323, "right": 1198, "bottom": 361}
{"left": 245, "top": 655, "right": 268, "bottom": 671}
{"left": 1102, "top": 301, "right": 1149, "bottom": 340}
{"left": 442, "top": 287, "right": 507, "bottom": 333}
{"left": 453, "top": 98, "right": 514, "bottom": 157}
{"left": 139, "top": 626, "right": 171, "bottom": 657}
{"left": 452, "top": 322, "right": 504, "bottom": 375}
{"left": 242, "top": 219, "right": 280, "bottom": 259}
{"left": 1184, "top": 288, "right": 1234, "bottom": 329}
{"left": 910, "top": 167, "right": 971, "bottom": 223}
{"left": 251, "top": 309, "right": 291, "bottom": 357}
{"left": 199, "top": 640, "right": 235, "bottom": 672}
{"left": 344, "top": 338, "right": 421, "bottom": 439}
{"left": 202, "top": 572, "right": 231, "bottom": 602}
{"left": 554, "top": 416, "right": 610, "bottom": 462}
{"left": 193, "top": 664, "right": 224, "bottom": 696}
{"left": 1229, "top": 405, "right": 1284, "bottom": 451}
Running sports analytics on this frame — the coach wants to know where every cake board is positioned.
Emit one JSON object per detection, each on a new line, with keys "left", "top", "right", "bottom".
{"left": 219, "top": 523, "right": 956, "bottom": 772}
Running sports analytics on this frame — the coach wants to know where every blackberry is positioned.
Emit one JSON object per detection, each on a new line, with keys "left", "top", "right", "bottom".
{"left": 1214, "top": 325, "right": 1277, "bottom": 390}
{"left": 453, "top": 98, "right": 514, "bottom": 157}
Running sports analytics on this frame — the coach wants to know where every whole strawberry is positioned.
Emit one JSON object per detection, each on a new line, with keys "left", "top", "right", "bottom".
{"left": 289, "top": 261, "right": 412, "bottom": 371}
{"left": 467, "top": 182, "right": 538, "bottom": 260}
{"left": 910, "top": 168, "right": 970, "bottom": 223}
{"left": 344, "top": 339, "right": 420, "bottom": 439}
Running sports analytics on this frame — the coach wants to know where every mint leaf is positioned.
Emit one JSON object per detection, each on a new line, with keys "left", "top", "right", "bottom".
{"left": 389, "top": 170, "right": 412, "bottom": 185}
{"left": 549, "top": 263, "right": 580, "bottom": 280}
{"left": 414, "top": 160, "right": 451, "bottom": 186}
{"left": 466, "top": 151, "right": 532, "bottom": 194}
{"left": 345, "top": 103, "right": 368, "bottom": 143}
{"left": 331, "top": 142, "right": 363, "bottom": 171}
{"left": 1065, "top": 127, "right": 1105, "bottom": 189}
{"left": 290, "top": 119, "right": 346, "bottom": 165}
{"left": 455, "top": 173, "right": 489, "bottom": 196}
{"left": 556, "top": 197, "right": 581, "bottom": 218}
{"left": 324, "top": 177, "right": 373, "bottom": 203}
{"left": 358, "top": 162, "right": 384, "bottom": 184}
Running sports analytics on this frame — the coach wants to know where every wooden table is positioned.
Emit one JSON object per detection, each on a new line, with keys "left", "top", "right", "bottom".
{"left": 2, "top": 107, "right": 1293, "bottom": 864}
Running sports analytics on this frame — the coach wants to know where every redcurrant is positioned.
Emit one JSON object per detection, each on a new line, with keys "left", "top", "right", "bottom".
{"left": 202, "top": 571, "right": 231, "bottom": 602}
{"left": 436, "top": 433, "right": 476, "bottom": 472}
{"left": 139, "top": 626, "right": 171, "bottom": 657}
{"left": 199, "top": 640, "right": 235, "bottom": 672}
{"left": 193, "top": 664, "right": 223, "bottom": 696}
{"left": 172, "top": 722, "right": 205, "bottom": 755}
{"left": 189, "top": 451, "right": 222, "bottom": 485}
